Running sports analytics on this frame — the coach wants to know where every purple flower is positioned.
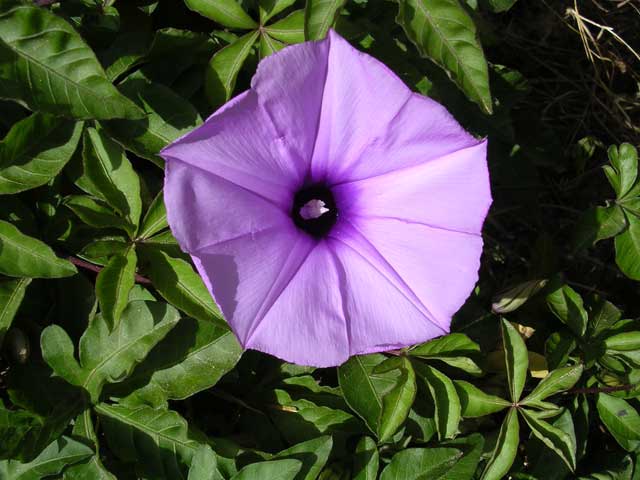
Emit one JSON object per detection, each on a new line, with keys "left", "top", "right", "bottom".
{"left": 161, "top": 30, "right": 491, "bottom": 367}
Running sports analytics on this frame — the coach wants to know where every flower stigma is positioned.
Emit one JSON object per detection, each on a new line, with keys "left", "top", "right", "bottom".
{"left": 291, "top": 184, "right": 338, "bottom": 238}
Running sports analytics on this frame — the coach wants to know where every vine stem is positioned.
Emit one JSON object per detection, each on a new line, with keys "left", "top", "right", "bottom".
{"left": 66, "top": 256, "right": 152, "bottom": 285}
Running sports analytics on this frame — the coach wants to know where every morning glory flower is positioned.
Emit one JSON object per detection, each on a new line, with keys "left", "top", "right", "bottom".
{"left": 161, "top": 30, "right": 491, "bottom": 367}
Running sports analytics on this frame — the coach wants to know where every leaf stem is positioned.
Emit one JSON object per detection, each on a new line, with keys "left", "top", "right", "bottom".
{"left": 66, "top": 256, "right": 152, "bottom": 285}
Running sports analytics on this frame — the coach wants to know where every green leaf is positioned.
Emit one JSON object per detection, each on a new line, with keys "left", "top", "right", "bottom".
{"left": 188, "top": 445, "right": 223, "bottom": 480}
{"left": 0, "top": 277, "right": 30, "bottom": 345}
{"left": 486, "top": 0, "right": 518, "bottom": 13}
{"left": 96, "top": 402, "right": 206, "bottom": 478}
{"left": 521, "top": 364, "right": 583, "bottom": 408}
{"left": 41, "top": 300, "right": 180, "bottom": 402}
{"left": 0, "top": 113, "right": 82, "bottom": 194}
{"left": 596, "top": 393, "right": 640, "bottom": 451}
{"left": 414, "top": 363, "right": 461, "bottom": 439}
{"left": 139, "top": 248, "right": 224, "bottom": 326}
{"left": 545, "top": 331, "right": 577, "bottom": 370}
{"left": 453, "top": 380, "right": 510, "bottom": 417}
{"left": 481, "top": 408, "right": 519, "bottom": 480}
{"left": 183, "top": 0, "right": 258, "bottom": 29}
{"left": 615, "top": 214, "right": 640, "bottom": 280}
{"left": 0, "top": 436, "right": 93, "bottom": 480}
{"left": 379, "top": 446, "right": 465, "bottom": 480}
{"left": 273, "top": 436, "right": 332, "bottom": 480}
{"left": 95, "top": 247, "right": 137, "bottom": 329}
{"left": 0, "top": 1, "right": 144, "bottom": 120}
{"left": 81, "top": 127, "right": 142, "bottom": 236}
{"left": 409, "top": 333, "right": 482, "bottom": 375}
{"left": 606, "top": 143, "right": 638, "bottom": 199}
{"left": 395, "top": 0, "right": 493, "bottom": 113}
{"left": 0, "top": 219, "right": 77, "bottom": 278}
{"left": 138, "top": 189, "right": 167, "bottom": 239}
{"left": 520, "top": 408, "right": 576, "bottom": 471}
{"left": 491, "top": 279, "right": 548, "bottom": 314}
{"left": 605, "top": 331, "right": 640, "bottom": 351}
{"left": 205, "top": 31, "right": 259, "bottom": 108}
{"left": 115, "top": 316, "right": 241, "bottom": 407}
{"left": 266, "top": 10, "right": 306, "bottom": 44}
{"left": 501, "top": 319, "right": 528, "bottom": 402}
{"left": 352, "top": 437, "right": 378, "bottom": 480}
{"left": 572, "top": 206, "right": 627, "bottom": 252}
{"left": 304, "top": 0, "right": 346, "bottom": 41}
{"left": 588, "top": 298, "right": 622, "bottom": 339}
{"left": 338, "top": 354, "right": 416, "bottom": 441}
{"left": 260, "top": 33, "right": 286, "bottom": 58}
{"left": 102, "top": 76, "right": 202, "bottom": 167}
{"left": 546, "top": 282, "right": 588, "bottom": 337}
{"left": 64, "top": 195, "right": 132, "bottom": 233}
{"left": 231, "top": 459, "right": 302, "bottom": 480}
{"left": 260, "top": 0, "right": 297, "bottom": 23}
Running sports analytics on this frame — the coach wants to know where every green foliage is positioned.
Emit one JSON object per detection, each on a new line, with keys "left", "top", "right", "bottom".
{"left": 0, "top": 1, "right": 638, "bottom": 479}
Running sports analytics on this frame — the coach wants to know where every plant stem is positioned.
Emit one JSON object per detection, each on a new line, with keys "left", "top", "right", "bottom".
{"left": 66, "top": 256, "right": 152, "bottom": 285}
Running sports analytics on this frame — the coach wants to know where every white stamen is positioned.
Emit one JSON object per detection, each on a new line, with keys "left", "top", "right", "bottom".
{"left": 300, "top": 199, "right": 330, "bottom": 220}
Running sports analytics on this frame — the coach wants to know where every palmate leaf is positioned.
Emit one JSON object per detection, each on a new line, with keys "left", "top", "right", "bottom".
{"left": 0, "top": 436, "right": 93, "bottom": 480}
{"left": 501, "top": 319, "right": 528, "bottom": 402}
{"left": 0, "top": 219, "right": 77, "bottom": 278}
{"left": 265, "top": 10, "right": 306, "bottom": 44}
{"left": 481, "top": 407, "right": 519, "bottom": 480}
{"left": 0, "top": 277, "right": 30, "bottom": 345}
{"left": 521, "top": 364, "right": 583, "bottom": 409}
{"left": 304, "top": 0, "right": 346, "bottom": 41}
{"left": 41, "top": 300, "right": 180, "bottom": 402}
{"left": 520, "top": 408, "right": 576, "bottom": 471}
{"left": 0, "top": 113, "right": 83, "bottom": 194}
{"left": 0, "top": 0, "right": 144, "bottom": 120}
{"left": 184, "top": 0, "right": 257, "bottom": 29}
{"left": 96, "top": 402, "right": 206, "bottom": 479}
{"left": 114, "top": 316, "right": 241, "bottom": 408}
{"left": 395, "top": 0, "right": 493, "bottom": 113}
{"left": 260, "top": 0, "right": 297, "bottom": 23}
{"left": 454, "top": 381, "right": 510, "bottom": 418}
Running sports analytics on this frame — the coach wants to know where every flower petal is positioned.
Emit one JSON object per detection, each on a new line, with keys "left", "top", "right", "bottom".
{"left": 164, "top": 158, "right": 290, "bottom": 253}
{"left": 192, "top": 224, "right": 318, "bottom": 349}
{"left": 334, "top": 141, "right": 491, "bottom": 234}
{"left": 348, "top": 216, "right": 484, "bottom": 328}
{"left": 242, "top": 241, "right": 349, "bottom": 367}
{"left": 310, "top": 30, "right": 413, "bottom": 183}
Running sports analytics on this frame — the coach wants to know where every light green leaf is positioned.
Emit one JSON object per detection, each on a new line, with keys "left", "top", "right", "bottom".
{"left": 379, "top": 446, "right": 464, "bottom": 480}
{"left": 491, "top": 279, "right": 548, "bottom": 314}
{"left": 0, "top": 219, "right": 77, "bottom": 278}
{"left": 188, "top": 445, "right": 223, "bottom": 480}
{"left": 41, "top": 301, "right": 180, "bottom": 402}
{"left": 615, "top": 213, "right": 640, "bottom": 281}
{"left": 304, "top": 0, "right": 346, "bottom": 40}
{"left": 260, "top": 0, "right": 297, "bottom": 23}
{"left": 231, "top": 459, "right": 302, "bottom": 480}
{"left": 572, "top": 206, "right": 627, "bottom": 252}
{"left": 65, "top": 195, "right": 132, "bottom": 233}
{"left": 379, "top": 357, "right": 417, "bottom": 442}
{"left": 501, "top": 319, "right": 528, "bottom": 402}
{"left": 96, "top": 402, "right": 205, "bottom": 478}
{"left": 546, "top": 282, "right": 588, "bottom": 337}
{"left": 596, "top": 393, "right": 640, "bottom": 451}
{"left": 520, "top": 408, "right": 576, "bottom": 471}
{"left": 205, "top": 31, "right": 259, "bottom": 108}
{"left": 409, "top": 333, "right": 482, "bottom": 375}
{"left": 415, "top": 363, "right": 460, "bottom": 439}
{"left": 102, "top": 76, "right": 202, "bottom": 167}
{"left": 481, "top": 408, "right": 519, "bottom": 480}
{"left": 138, "top": 189, "right": 168, "bottom": 239}
{"left": 139, "top": 248, "right": 223, "bottom": 325}
{"left": 605, "top": 331, "right": 640, "bottom": 351}
{"left": 184, "top": 0, "right": 258, "bottom": 29}
{"left": 453, "top": 380, "right": 510, "bottom": 417}
{"left": 273, "top": 436, "right": 332, "bottom": 480}
{"left": 115, "top": 317, "right": 241, "bottom": 407}
{"left": 0, "top": 113, "right": 82, "bottom": 194}
{"left": 0, "top": 1, "right": 144, "bottom": 120}
{"left": 0, "top": 277, "right": 30, "bottom": 346}
{"left": 260, "top": 33, "right": 286, "bottom": 58}
{"left": 395, "top": 0, "right": 493, "bottom": 113}
{"left": 266, "top": 10, "right": 306, "bottom": 44}
{"left": 0, "top": 436, "right": 93, "bottom": 480}
{"left": 521, "top": 364, "right": 583, "bottom": 408}
{"left": 95, "top": 247, "right": 137, "bottom": 329}
{"left": 352, "top": 437, "right": 378, "bottom": 480}
{"left": 81, "top": 127, "right": 142, "bottom": 236}
{"left": 606, "top": 143, "right": 638, "bottom": 199}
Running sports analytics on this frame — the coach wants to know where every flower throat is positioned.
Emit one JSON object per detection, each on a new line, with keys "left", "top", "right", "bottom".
{"left": 291, "top": 184, "right": 337, "bottom": 238}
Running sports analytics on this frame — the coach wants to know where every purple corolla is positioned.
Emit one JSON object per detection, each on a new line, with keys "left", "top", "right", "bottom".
{"left": 161, "top": 30, "right": 491, "bottom": 367}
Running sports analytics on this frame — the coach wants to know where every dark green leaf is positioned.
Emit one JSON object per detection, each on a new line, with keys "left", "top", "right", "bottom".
{"left": 184, "top": 0, "right": 258, "bottom": 29}
{"left": 304, "top": 0, "right": 346, "bottom": 40}
{"left": 95, "top": 247, "right": 137, "bottom": 329}
{"left": 615, "top": 214, "right": 640, "bottom": 281}
{"left": 409, "top": 333, "right": 482, "bottom": 375}
{"left": 572, "top": 206, "right": 627, "bottom": 252}
{"left": 605, "top": 143, "right": 638, "bottom": 199}
{"left": 64, "top": 195, "right": 132, "bottom": 233}
{"left": 520, "top": 408, "right": 576, "bottom": 471}
{"left": 0, "top": 113, "right": 82, "bottom": 194}
{"left": 0, "top": 1, "right": 144, "bottom": 119}
{"left": 231, "top": 459, "right": 302, "bottom": 480}
{"left": 260, "top": 0, "right": 297, "bottom": 23}
{"left": 0, "top": 277, "right": 30, "bottom": 345}
{"left": 0, "top": 219, "right": 77, "bottom": 278}
{"left": 138, "top": 189, "right": 167, "bottom": 239}
{"left": 491, "top": 279, "right": 548, "bottom": 314}
{"left": 596, "top": 393, "right": 640, "bottom": 451}
{"left": 273, "top": 436, "right": 332, "bottom": 480}
{"left": 546, "top": 282, "right": 588, "bottom": 337}
{"left": 545, "top": 331, "right": 576, "bottom": 370}
{"left": 188, "top": 445, "right": 224, "bottom": 480}
{"left": 395, "top": 0, "right": 493, "bottom": 113}
{"left": 379, "top": 446, "right": 464, "bottom": 480}
{"left": 414, "top": 363, "right": 460, "bottom": 439}
{"left": 453, "top": 380, "right": 510, "bottom": 417}
{"left": 521, "top": 364, "right": 583, "bottom": 408}
{"left": 589, "top": 299, "right": 622, "bottom": 339}
{"left": 501, "top": 319, "right": 528, "bottom": 402}
{"left": 481, "top": 408, "right": 519, "bottom": 480}
{"left": 486, "top": 0, "right": 518, "bottom": 13}
{"left": 352, "top": 436, "right": 378, "bottom": 480}
{"left": 266, "top": 10, "right": 306, "bottom": 44}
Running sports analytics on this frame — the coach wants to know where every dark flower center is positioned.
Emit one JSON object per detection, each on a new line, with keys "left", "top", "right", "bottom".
{"left": 291, "top": 184, "right": 337, "bottom": 238}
